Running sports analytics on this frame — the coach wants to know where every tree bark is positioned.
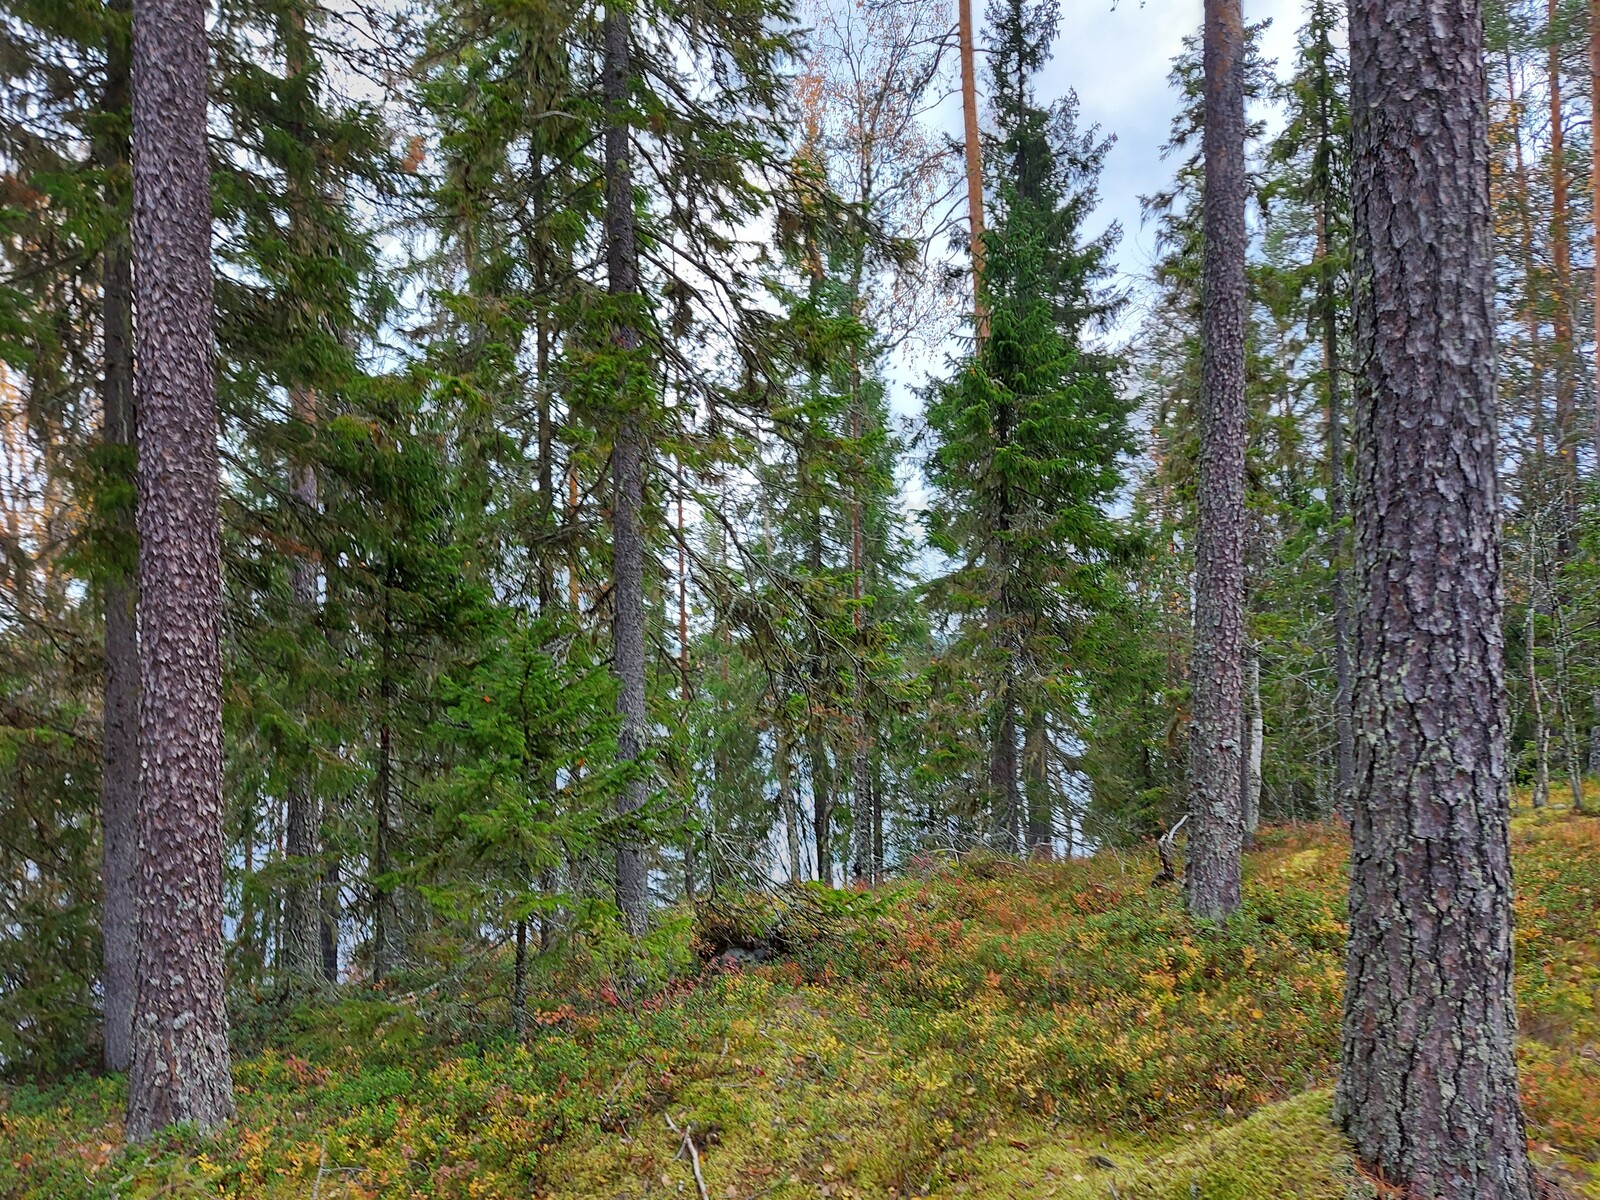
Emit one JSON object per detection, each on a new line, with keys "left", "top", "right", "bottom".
{"left": 605, "top": 5, "right": 650, "bottom": 935}
{"left": 1185, "top": 0, "right": 1247, "bottom": 922}
{"left": 1336, "top": 2, "right": 1537, "bottom": 1193}
{"left": 125, "top": 0, "right": 234, "bottom": 1137}
{"left": 97, "top": 0, "right": 138, "bottom": 1073}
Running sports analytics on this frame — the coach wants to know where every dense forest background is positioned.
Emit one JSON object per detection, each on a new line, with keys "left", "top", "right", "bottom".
{"left": 0, "top": 0, "right": 1595, "bottom": 1079}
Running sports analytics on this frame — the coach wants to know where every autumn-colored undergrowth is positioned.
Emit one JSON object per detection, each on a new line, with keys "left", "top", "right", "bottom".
{"left": 2, "top": 812, "right": 1597, "bottom": 1199}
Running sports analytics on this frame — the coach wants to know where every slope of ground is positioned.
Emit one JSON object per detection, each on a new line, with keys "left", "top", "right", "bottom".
{"left": 1, "top": 812, "right": 1596, "bottom": 1199}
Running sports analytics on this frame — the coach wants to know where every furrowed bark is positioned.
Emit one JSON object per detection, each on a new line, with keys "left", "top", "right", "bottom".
{"left": 1185, "top": 0, "right": 1247, "bottom": 922}
{"left": 1336, "top": 1, "right": 1537, "bottom": 1192}
{"left": 125, "top": 0, "right": 235, "bottom": 1137}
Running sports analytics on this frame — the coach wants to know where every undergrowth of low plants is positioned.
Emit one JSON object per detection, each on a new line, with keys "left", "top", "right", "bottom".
{"left": 2, "top": 811, "right": 1596, "bottom": 1199}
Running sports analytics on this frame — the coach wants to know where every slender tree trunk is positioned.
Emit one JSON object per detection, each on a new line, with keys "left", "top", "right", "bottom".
{"left": 282, "top": 394, "right": 321, "bottom": 984}
{"left": 1336, "top": 3, "right": 1537, "bottom": 1192}
{"left": 605, "top": 6, "right": 650, "bottom": 935}
{"left": 1528, "top": 553, "right": 1550, "bottom": 810}
{"left": 1242, "top": 643, "right": 1263, "bottom": 848}
{"left": 1547, "top": 3, "right": 1577, "bottom": 534}
{"left": 372, "top": 611, "right": 399, "bottom": 980}
{"left": 778, "top": 716, "right": 804, "bottom": 884}
{"left": 1593, "top": 0, "right": 1600, "bottom": 473}
{"left": 512, "top": 920, "right": 528, "bottom": 1037}
{"left": 1023, "top": 706, "right": 1050, "bottom": 857}
{"left": 280, "top": 9, "right": 323, "bottom": 991}
{"left": 957, "top": 0, "right": 988, "bottom": 342}
{"left": 1508, "top": 58, "right": 1548, "bottom": 507}
{"left": 808, "top": 728, "right": 834, "bottom": 886}
{"left": 1315, "top": 200, "right": 1353, "bottom": 808}
{"left": 124, "top": 0, "right": 235, "bottom": 1138}
{"left": 97, "top": 0, "right": 138, "bottom": 1071}
{"left": 1186, "top": 0, "right": 1247, "bottom": 922}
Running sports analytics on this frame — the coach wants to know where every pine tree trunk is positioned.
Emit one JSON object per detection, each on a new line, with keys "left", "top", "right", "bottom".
{"left": 124, "top": 0, "right": 235, "bottom": 1137}
{"left": 1185, "top": 0, "right": 1247, "bottom": 922}
{"left": 1336, "top": 2, "right": 1537, "bottom": 1192}
{"left": 957, "top": 0, "right": 988, "bottom": 342}
{"left": 97, "top": 0, "right": 138, "bottom": 1071}
{"left": 373, "top": 620, "right": 399, "bottom": 980}
{"left": 605, "top": 5, "right": 650, "bottom": 935}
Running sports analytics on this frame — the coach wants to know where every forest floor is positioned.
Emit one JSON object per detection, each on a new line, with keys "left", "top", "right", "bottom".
{"left": 2, "top": 810, "right": 1598, "bottom": 1200}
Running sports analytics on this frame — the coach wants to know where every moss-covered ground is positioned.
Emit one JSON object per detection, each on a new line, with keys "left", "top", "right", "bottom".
{"left": 3, "top": 811, "right": 1597, "bottom": 1199}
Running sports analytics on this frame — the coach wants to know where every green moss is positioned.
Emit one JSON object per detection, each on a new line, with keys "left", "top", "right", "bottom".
{"left": 948, "top": 1090, "right": 1373, "bottom": 1199}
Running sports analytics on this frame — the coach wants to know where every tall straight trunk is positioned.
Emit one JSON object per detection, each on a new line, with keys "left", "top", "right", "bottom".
{"left": 604, "top": 6, "right": 650, "bottom": 935}
{"left": 1336, "top": 2, "right": 1537, "bottom": 1193}
{"left": 1185, "top": 0, "right": 1248, "bottom": 922}
{"left": 1528, "top": 553, "right": 1550, "bottom": 810}
{"left": 1593, "top": 0, "right": 1600, "bottom": 474}
{"left": 1508, "top": 58, "right": 1547, "bottom": 501}
{"left": 280, "top": 10, "right": 322, "bottom": 990}
{"left": 372, "top": 609, "right": 399, "bottom": 980}
{"left": 1314, "top": 143, "right": 1353, "bottom": 806}
{"left": 1022, "top": 706, "right": 1050, "bottom": 857}
{"left": 1547, "top": 3, "right": 1577, "bottom": 533}
{"left": 848, "top": 363, "right": 872, "bottom": 885}
{"left": 956, "top": 0, "right": 988, "bottom": 342}
{"left": 281, "top": 388, "right": 321, "bottom": 984}
{"left": 97, "top": 0, "right": 137, "bottom": 1073}
{"left": 124, "top": 0, "right": 235, "bottom": 1138}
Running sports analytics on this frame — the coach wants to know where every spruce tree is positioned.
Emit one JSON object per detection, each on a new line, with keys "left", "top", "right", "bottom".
{"left": 924, "top": 0, "right": 1130, "bottom": 854}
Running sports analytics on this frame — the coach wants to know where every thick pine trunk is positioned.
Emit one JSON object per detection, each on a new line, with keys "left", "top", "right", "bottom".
{"left": 125, "top": 0, "right": 235, "bottom": 1138}
{"left": 1336, "top": 2, "right": 1537, "bottom": 1193}
{"left": 97, "top": 1, "right": 138, "bottom": 1071}
{"left": 987, "top": 668, "right": 1020, "bottom": 853}
{"left": 1185, "top": 0, "right": 1247, "bottom": 922}
{"left": 605, "top": 6, "right": 650, "bottom": 935}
